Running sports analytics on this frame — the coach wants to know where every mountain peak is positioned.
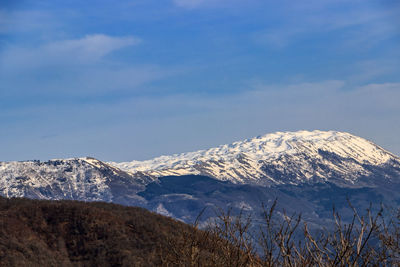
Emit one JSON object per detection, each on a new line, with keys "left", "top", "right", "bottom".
{"left": 110, "top": 130, "right": 399, "bottom": 186}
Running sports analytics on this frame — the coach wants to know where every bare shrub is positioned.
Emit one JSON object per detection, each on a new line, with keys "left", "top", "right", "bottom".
{"left": 164, "top": 201, "right": 400, "bottom": 266}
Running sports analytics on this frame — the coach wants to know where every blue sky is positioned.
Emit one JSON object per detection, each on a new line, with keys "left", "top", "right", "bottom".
{"left": 0, "top": 0, "right": 399, "bottom": 161}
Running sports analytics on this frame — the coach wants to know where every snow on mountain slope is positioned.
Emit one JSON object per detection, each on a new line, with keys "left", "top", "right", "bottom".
{"left": 110, "top": 130, "right": 400, "bottom": 186}
{"left": 1, "top": 130, "right": 398, "bottom": 207}
{"left": 0, "top": 130, "right": 399, "bottom": 227}
{"left": 0, "top": 158, "right": 149, "bottom": 204}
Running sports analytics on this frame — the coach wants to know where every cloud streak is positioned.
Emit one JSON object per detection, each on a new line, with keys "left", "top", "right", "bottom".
{"left": 43, "top": 34, "right": 140, "bottom": 62}
{"left": 2, "top": 80, "right": 399, "bottom": 161}
{"left": 0, "top": 0, "right": 399, "bottom": 162}
{"left": 1, "top": 34, "right": 141, "bottom": 70}
{"left": 252, "top": 0, "right": 400, "bottom": 49}
{"left": 0, "top": 9, "right": 61, "bottom": 35}
{"left": 0, "top": 34, "right": 175, "bottom": 98}
{"left": 172, "top": 0, "right": 249, "bottom": 9}
{"left": 172, "top": 0, "right": 225, "bottom": 9}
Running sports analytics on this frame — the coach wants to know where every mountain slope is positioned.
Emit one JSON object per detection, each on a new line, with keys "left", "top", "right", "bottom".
{"left": 111, "top": 130, "right": 400, "bottom": 186}
{"left": 0, "top": 130, "right": 399, "bottom": 227}
{"left": 138, "top": 174, "right": 400, "bottom": 226}
{"left": 0, "top": 158, "right": 150, "bottom": 205}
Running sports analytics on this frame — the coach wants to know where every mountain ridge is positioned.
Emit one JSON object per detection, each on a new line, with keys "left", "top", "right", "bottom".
{"left": 110, "top": 130, "right": 400, "bottom": 186}
{"left": 1, "top": 130, "right": 399, "bottom": 225}
{"left": 0, "top": 158, "right": 149, "bottom": 205}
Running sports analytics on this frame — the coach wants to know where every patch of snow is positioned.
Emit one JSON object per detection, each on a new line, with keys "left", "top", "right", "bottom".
{"left": 155, "top": 203, "right": 173, "bottom": 217}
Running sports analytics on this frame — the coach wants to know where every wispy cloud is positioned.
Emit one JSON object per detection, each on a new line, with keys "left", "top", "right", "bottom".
{"left": 0, "top": 9, "right": 59, "bottom": 34}
{"left": 3, "top": 79, "right": 399, "bottom": 161}
{"left": 0, "top": 34, "right": 177, "bottom": 97}
{"left": 43, "top": 34, "right": 140, "bottom": 62}
{"left": 172, "top": 0, "right": 246, "bottom": 9}
{"left": 349, "top": 59, "right": 400, "bottom": 83}
{"left": 173, "top": 0, "right": 206, "bottom": 9}
{"left": 172, "top": 0, "right": 229, "bottom": 9}
{"left": 1, "top": 34, "right": 140, "bottom": 70}
{"left": 1, "top": 0, "right": 399, "bottom": 161}
{"left": 252, "top": 1, "right": 400, "bottom": 49}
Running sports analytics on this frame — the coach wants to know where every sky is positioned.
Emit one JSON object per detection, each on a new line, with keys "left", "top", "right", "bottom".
{"left": 0, "top": 0, "right": 399, "bottom": 162}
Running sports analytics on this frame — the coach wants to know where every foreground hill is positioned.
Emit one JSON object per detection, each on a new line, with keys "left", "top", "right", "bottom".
{"left": 0, "top": 197, "right": 213, "bottom": 267}
{"left": 0, "top": 197, "right": 398, "bottom": 266}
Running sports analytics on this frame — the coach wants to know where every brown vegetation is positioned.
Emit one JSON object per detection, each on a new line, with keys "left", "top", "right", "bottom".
{"left": 0, "top": 197, "right": 398, "bottom": 266}
{"left": 0, "top": 197, "right": 218, "bottom": 266}
{"left": 166, "top": 201, "right": 400, "bottom": 266}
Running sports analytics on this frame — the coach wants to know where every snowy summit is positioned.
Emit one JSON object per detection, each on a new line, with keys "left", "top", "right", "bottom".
{"left": 110, "top": 130, "right": 400, "bottom": 186}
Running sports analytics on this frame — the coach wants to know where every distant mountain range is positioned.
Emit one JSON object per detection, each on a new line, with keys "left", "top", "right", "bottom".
{"left": 1, "top": 130, "right": 399, "bottom": 226}
{"left": 111, "top": 130, "right": 400, "bottom": 187}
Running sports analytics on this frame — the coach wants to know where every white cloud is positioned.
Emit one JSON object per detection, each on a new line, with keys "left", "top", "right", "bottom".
{"left": 0, "top": 10, "right": 10, "bottom": 33}
{"left": 173, "top": 0, "right": 206, "bottom": 8}
{"left": 349, "top": 59, "right": 400, "bottom": 83}
{"left": 43, "top": 34, "right": 140, "bottom": 62}
{"left": 0, "top": 34, "right": 140, "bottom": 71}
{"left": 4, "top": 79, "right": 399, "bottom": 161}
{"left": 351, "top": 82, "right": 400, "bottom": 112}
{"left": 0, "top": 9, "right": 60, "bottom": 34}
{"left": 0, "top": 34, "right": 180, "bottom": 96}
{"left": 252, "top": 1, "right": 399, "bottom": 48}
{"left": 172, "top": 0, "right": 239, "bottom": 9}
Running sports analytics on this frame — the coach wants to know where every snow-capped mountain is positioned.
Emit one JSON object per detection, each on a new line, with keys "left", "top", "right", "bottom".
{"left": 0, "top": 130, "right": 399, "bottom": 226}
{"left": 0, "top": 157, "right": 150, "bottom": 205}
{"left": 110, "top": 130, "right": 400, "bottom": 186}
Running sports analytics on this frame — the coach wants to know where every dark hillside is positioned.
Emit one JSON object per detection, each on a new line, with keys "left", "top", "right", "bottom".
{"left": 0, "top": 197, "right": 206, "bottom": 267}
{"left": 1, "top": 196, "right": 398, "bottom": 266}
